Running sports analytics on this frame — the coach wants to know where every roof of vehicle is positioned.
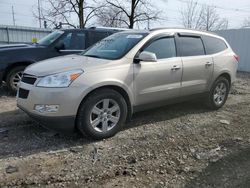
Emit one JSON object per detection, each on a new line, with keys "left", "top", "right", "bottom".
{"left": 61, "top": 27, "right": 129, "bottom": 33}
{"left": 119, "top": 27, "right": 224, "bottom": 40}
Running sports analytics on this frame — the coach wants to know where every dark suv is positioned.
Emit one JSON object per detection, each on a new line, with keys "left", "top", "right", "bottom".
{"left": 0, "top": 27, "right": 124, "bottom": 92}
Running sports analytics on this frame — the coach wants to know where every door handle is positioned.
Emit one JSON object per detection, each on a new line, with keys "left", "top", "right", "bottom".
{"left": 205, "top": 62, "right": 213, "bottom": 66}
{"left": 171, "top": 65, "right": 181, "bottom": 71}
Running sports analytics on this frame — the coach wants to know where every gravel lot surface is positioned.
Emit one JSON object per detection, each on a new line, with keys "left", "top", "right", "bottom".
{"left": 0, "top": 73, "right": 249, "bottom": 188}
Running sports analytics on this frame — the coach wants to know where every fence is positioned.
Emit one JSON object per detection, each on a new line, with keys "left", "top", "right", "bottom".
{"left": 0, "top": 25, "right": 52, "bottom": 44}
{"left": 216, "top": 28, "right": 250, "bottom": 72}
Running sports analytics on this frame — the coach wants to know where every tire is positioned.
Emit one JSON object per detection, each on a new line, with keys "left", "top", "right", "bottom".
{"left": 76, "top": 88, "right": 128, "bottom": 140}
{"left": 6, "top": 66, "right": 26, "bottom": 93}
{"left": 206, "top": 76, "right": 230, "bottom": 110}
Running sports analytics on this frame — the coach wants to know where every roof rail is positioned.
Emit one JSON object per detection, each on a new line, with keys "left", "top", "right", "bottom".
{"left": 149, "top": 27, "right": 193, "bottom": 31}
{"left": 149, "top": 27, "right": 218, "bottom": 35}
{"left": 88, "top": 26, "right": 130, "bottom": 31}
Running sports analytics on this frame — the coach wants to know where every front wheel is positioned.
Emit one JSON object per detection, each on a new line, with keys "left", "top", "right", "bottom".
{"left": 6, "top": 66, "right": 26, "bottom": 93}
{"left": 76, "top": 88, "right": 128, "bottom": 140}
{"left": 206, "top": 77, "right": 230, "bottom": 110}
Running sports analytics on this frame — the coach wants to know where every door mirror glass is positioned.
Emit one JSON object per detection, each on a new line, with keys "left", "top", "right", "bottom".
{"left": 138, "top": 51, "right": 157, "bottom": 62}
{"left": 55, "top": 41, "right": 65, "bottom": 51}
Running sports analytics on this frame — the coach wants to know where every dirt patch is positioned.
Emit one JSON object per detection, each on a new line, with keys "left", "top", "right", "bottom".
{"left": 0, "top": 73, "right": 250, "bottom": 187}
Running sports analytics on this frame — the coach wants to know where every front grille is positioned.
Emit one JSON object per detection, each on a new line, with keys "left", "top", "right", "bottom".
{"left": 21, "top": 74, "right": 37, "bottom": 85}
{"left": 18, "top": 88, "right": 29, "bottom": 99}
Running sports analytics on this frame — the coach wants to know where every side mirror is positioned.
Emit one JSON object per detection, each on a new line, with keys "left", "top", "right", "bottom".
{"left": 137, "top": 51, "right": 157, "bottom": 63}
{"left": 55, "top": 41, "right": 65, "bottom": 51}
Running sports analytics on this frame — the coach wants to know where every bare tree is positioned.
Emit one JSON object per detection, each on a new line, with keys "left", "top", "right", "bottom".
{"left": 180, "top": 0, "right": 228, "bottom": 31}
{"left": 200, "top": 5, "right": 228, "bottom": 31}
{"left": 242, "top": 17, "right": 250, "bottom": 28}
{"left": 180, "top": 0, "right": 202, "bottom": 30}
{"left": 99, "top": 0, "right": 161, "bottom": 29}
{"left": 96, "top": 6, "right": 127, "bottom": 27}
{"left": 34, "top": 0, "right": 103, "bottom": 28}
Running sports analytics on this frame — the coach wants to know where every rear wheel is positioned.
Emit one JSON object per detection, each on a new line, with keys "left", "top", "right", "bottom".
{"left": 206, "top": 76, "right": 230, "bottom": 110}
{"left": 76, "top": 88, "right": 128, "bottom": 140}
{"left": 6, "top": 66, "right": 25, "bottom": 93}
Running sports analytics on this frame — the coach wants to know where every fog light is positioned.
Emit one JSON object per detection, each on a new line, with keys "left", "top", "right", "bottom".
{"left": 34, "top": 105, "right": 46, "bottom": 113}
{"left": 34, "top": 105, "right": 59, "bottom": 113}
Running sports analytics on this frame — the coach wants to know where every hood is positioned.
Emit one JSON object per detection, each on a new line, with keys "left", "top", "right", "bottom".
{"left": 0, "top": 43, "right": 30, "bottom": 49}
{"left": 0, "top": 43, "right": 40, "bottom": 51}
{"left": 25, "top": 54, "right": 111, "bottom": 76}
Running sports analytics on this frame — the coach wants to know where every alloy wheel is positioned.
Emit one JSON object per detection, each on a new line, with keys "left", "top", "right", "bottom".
{"left": 90, "top": 99, "right": 121, "bottom": 133}
{"left": 10, "top": 71, "right": 23, "bottom": 90}
{"left": 213, "top": 82, "right": 227, "bottom": 106}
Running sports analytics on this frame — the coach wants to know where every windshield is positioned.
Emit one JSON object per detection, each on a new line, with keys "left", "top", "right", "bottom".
{"left": 83, "top": 32, "right": 148, "bottom": 60}
{"left": 37, "top": 30, "right": 64, "bottom": 46}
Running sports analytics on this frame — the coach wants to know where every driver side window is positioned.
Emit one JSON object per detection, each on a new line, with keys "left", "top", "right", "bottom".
{"left": 57, "top": 32, "right": 86, "bottom": 50}
{"left": 143, "top": 37, "right": 176, "bottom": 59}
{"left": 62, "top": 33, "right": 72, "bottom": 49}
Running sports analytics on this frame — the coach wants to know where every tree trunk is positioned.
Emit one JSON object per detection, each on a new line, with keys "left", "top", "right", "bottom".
{"left": 129, "top": 0, "right": 136, "bottom": 28}
{"left": 78, "top": 0, "right": 84, "bottom": 28}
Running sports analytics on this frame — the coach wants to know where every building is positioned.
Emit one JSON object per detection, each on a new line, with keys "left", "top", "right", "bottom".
{"left": 216, "top": 28, "right": 250, "bottom": 72}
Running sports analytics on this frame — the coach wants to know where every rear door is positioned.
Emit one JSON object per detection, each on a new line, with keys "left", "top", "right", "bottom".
{"left": 177, "top": 34, "right": 214, "bottom": 96}
{"left": 133, "top": 35, "right": 183, "bottom": 106}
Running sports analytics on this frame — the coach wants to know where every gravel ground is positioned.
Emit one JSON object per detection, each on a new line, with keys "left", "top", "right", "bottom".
{"left": 0, "top": 73, "right": 249, "bottom": 188}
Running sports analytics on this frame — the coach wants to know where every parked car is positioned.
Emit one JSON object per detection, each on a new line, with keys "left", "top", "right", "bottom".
{"left": 17, "top": 28, "right": 238, "bottom": 140}
{"left": 0, "top": 27, "right": 125, "bottom": 92}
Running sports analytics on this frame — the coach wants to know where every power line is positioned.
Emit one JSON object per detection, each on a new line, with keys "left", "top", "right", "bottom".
{"left": 176, "top": 0, "right": 250, "bottom": 13}
{"left": 177, "top": 0, "right": 250, "bottom": 13}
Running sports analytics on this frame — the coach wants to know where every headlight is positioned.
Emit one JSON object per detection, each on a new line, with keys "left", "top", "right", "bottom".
{"left": 37, "top": 69, "right": 83, "bottom": 88}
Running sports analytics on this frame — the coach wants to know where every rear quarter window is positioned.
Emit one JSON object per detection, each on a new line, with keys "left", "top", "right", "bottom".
{"left": 202, "top": 35, "right": 228, "bottom": 54}
{"left": 179, "top": 36, "right": 205, "bottom": 57}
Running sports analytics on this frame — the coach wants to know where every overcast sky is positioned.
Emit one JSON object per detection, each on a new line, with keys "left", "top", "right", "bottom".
{"left": 0, "top": 0, "right": 250, "bottom": 29}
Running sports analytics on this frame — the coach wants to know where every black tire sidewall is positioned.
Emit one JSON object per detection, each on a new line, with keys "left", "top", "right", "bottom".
{"left": 77, "top": 89, "right": 128, "bottom": 140}
{"left": 208, "top": 77, "right": 230, "bottom": 109}
{"left": 6, "top": 66, "right": 26, "bottom": 92}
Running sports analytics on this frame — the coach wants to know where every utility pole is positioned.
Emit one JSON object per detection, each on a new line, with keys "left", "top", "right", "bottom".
{"left": 147, "top": 17, "right": 150, "bottom": 29}
{"left": 12, "top": 6, "right": 16, "bottom": 26}
{"left": 38, "top": 0, "right": 42, "bottom": 28}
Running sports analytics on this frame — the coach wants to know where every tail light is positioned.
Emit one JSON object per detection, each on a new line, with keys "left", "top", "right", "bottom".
{"left": 234, "top": 54, "right": 240, "bottom": 62}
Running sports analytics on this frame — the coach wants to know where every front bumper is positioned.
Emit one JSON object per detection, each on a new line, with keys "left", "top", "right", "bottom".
{"left": 16, "top": 80, "right": 89, "bottom": 133}
{"left": 18, "top": 104, "right": 75, "bottom": 132}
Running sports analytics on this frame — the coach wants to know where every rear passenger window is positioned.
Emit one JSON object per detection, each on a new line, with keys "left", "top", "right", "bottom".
{"left": 143, "top": 37, "right": 176, "bottom": 59}
{"left": 202, "top": 35, "right": 228, "bottom": 54}
{"left": 179, "top": 36, "right": 205, "bottom": 56}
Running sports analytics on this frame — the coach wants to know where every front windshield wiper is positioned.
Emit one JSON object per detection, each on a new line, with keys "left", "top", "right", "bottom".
{"left": 84, "top": 54, "right": 102, "bottom": 58}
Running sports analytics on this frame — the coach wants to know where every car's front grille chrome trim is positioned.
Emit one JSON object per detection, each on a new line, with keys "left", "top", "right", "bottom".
{"left": 21, "top": 74, "right": 37, "bottom": 85}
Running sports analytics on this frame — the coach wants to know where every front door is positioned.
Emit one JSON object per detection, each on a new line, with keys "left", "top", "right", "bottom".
{"left": 53, "top": 31, "right": 86, "bottom": 56}
{"left": 133, "top": 36, "right": 183, "bottom": 106}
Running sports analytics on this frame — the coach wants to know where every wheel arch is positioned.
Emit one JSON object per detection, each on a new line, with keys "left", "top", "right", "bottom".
{"left": 3, "top": 61, "right": 34, "bottom": 81}
{"left": 218, "top": 72, "right": 231, "bottom": 86}
{"left": 78, "top": 85, "right": 133, "bottom": 121}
